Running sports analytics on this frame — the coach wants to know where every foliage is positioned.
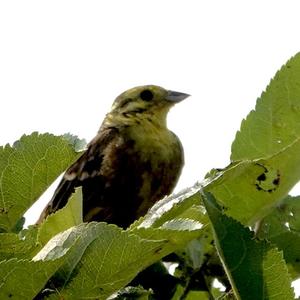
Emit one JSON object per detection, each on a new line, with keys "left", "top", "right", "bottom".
{"left": 2, "top": 53, "right": 300, "bottom": 299}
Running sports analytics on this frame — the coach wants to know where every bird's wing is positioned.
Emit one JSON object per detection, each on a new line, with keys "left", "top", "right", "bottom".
{"left": 36, "top": 127, "right": 119, "bottom": 223}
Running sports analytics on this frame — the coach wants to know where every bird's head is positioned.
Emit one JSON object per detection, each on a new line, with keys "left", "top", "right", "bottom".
{"left": 106, "top": 85, "right": 189, "bottom": 127}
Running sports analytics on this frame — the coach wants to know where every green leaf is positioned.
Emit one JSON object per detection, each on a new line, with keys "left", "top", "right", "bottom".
{"left": 202, "top": 192, "right": 294, "bottom": 300}
{"left": 257, "top": 195, "right": 300, "bottom": 278}
{"left": 0, "top": 226, "right": 39, "bottom": 260}
{"left": 0, "top": 132, "right": 83, "bottom": 233}
{"left": 108, "top": 286, "right": 152, "bottom": 300}
{"left": 206, "top": 138, "right": 300, "bottom": 224}
{"left": 231, "top": 52, "right": 300, "bottom": 161}
{"left": 185, "top": 291, "right": 211, "bottom": 300}
{"left": 176, "top": 226, "right": 215, "bottom": 271}
{"left": 131, "top": 183, "right": 203, "bottom": 229}
{"left": 131, "top": 220, "right": 203, "bottom": 247}
{"left": 62, "top": 133, "right": 86, "bottom": 152}
{"left": 0, "top": 258, "right": 64, "bottom": 300}
{"left": 31, "top": 218, "right": 202, "bottom": 299}
{"left": 37, "top": 187, "right": 83, "bottom": 247}
{"left": 0, "top": 183, "right": 82, "bottom": 261}
{"left": 216, "top": 53, "right": 300, "bottom": 224}
{"left": 280, "top": 195, "right": 300, "bottom": 232}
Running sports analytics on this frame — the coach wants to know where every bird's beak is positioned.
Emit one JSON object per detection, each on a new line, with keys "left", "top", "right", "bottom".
{"left": 165, "top": 90, "right": 190, "bottom": 102}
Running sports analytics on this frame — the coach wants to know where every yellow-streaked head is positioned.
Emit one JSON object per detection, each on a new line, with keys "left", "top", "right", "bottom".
{"left": 107, "top": 85, "right": 189, "bottom": 127}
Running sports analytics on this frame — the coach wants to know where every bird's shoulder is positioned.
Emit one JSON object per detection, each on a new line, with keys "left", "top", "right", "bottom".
{"left": 64, "top": 126, "right": 128, "bottom": 181}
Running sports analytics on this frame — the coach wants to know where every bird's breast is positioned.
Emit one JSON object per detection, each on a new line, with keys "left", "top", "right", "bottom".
{"left": 125, "top": 123, "right": 179, "bottom": 161}
{"left": 120, "top": 124, "right": 183, "bottom": 217}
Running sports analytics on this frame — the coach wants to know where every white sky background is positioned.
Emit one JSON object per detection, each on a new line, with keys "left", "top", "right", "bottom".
{"left": 1, "top": 0, "right": 300, "bottom": 295}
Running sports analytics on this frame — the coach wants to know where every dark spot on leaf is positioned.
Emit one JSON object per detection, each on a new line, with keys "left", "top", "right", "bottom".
{"left": 295, "top": 258, "right": 300, "bottom": 262}
{"left": 154, "top": 247, "right": 163, "bottom": 254}
{"left": 255, "top": 164, "right": 280, "bottom": 193}
{"left": 257, "top": 173, "right": 266, "bottom": 181}
{"left": 8, "top": 294, "right": 13, "bottom": 298}
{"left": 222, "top": 205, "right": 228, "bottom": 211}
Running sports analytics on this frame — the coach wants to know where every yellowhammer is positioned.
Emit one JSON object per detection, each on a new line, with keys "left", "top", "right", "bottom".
{"left": 37, "top": 85, "right": 189, "bottom": 228}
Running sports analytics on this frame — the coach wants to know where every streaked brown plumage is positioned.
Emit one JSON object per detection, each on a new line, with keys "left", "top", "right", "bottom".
{"left": 37, "top": 85, "right": 188, "bottom": 228}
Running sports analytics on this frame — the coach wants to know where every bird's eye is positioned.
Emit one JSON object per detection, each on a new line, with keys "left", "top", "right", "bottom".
{"left": 140, "top": 90, "right": 154, "bottom": 101}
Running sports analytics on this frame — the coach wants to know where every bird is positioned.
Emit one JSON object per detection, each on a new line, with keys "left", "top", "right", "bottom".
{"left": 37, "top": 85, "right": 189, "bottom": 228}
